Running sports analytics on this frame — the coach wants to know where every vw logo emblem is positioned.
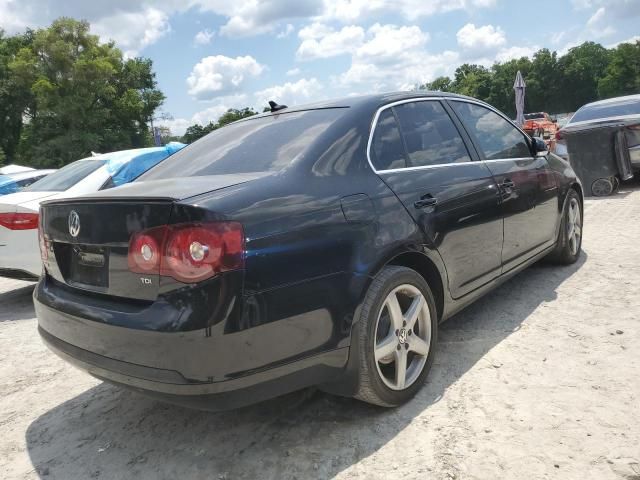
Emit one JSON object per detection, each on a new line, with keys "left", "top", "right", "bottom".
{"left": 398, "top": 328, "right": 408, "bottom": 344}
{"left": 68, "top": 210, "right": 81, "bottom": 238}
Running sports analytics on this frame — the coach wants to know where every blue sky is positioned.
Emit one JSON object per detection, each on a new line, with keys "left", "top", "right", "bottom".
{"left": 1, "top": 0, "right": 639, "bottom": 135}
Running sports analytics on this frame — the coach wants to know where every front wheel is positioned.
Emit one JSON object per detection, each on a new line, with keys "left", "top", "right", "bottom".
{"left": 548, "top": 189, "right": 583, "bottom": 265}
{"left": 353, "top": 266, "right": 438, "bottom": 407}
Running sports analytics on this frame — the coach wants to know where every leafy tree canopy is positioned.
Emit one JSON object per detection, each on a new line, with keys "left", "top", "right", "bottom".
{"left": 421, "top": 40, "right": 640, "bottom": 117}
{"left": 1, "top": 18, "right": 165, "bottom": 168}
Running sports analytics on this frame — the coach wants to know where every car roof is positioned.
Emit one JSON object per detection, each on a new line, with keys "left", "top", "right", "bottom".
{"left": 250, "top": 91, "right": 476, "bottom": 119}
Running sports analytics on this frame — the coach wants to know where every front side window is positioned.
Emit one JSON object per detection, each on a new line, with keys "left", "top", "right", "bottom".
{"left": 370, "top": 109, "right": 407, "bottom": 171}
{"left": 451, "top": 101, "right": 532, "bottom": 160}
{"left": 394, "top": 101, "right": 471, "bottom": 167}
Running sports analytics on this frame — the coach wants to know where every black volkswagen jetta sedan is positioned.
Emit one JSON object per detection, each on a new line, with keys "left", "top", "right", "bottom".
{"left": 35, "top": 92, "right": 583, "bottom": 410}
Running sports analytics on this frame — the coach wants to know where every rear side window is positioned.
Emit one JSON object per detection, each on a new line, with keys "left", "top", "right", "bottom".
{"left": 141, "top": 109, "right": 344, "bottom": 178}
{"left": 394, "top": 101, "right": 470, "bottom": 167}
{"left": 24, "top": 160, "right": 106, "bottom": 192}
{"left": 451, "top": 101, "right": 531, "bottom": 160}
{"left": 370, "top": 109, "right": 407, "bottom": 171}
{"left": 570, "top": 98, "right": 640, "bottom": 123}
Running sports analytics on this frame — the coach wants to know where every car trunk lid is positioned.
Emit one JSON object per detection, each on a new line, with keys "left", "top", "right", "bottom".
{"left": 40, "top": 173, "right": 263, "bottom": 301}
{"left": 41, "top": 200, "right": 173, "bottom": 301}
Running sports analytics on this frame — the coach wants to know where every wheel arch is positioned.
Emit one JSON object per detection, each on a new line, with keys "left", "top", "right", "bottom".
{"left": 386, "top": 251, "right": 445, "bottom": 322}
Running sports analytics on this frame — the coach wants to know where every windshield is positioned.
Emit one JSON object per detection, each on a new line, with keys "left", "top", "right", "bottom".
{"left": 24, "top": 159, "right": 106, "bottom": 192}
{"left": 525, "top": 113, "right": 545, "bottom": 120}
{"left": 141, "top": 109, "right": 345, "bottom": 179}
{"left": 570, "top": 98, "right": 640, "bottom": 124}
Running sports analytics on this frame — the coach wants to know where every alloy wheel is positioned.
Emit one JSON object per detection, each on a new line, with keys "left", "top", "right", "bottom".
{"left": 567, "top": 197, "right": 582, "bottom": 256}
{"left": 374, "top": 284, "right": 432, "bottom": 391}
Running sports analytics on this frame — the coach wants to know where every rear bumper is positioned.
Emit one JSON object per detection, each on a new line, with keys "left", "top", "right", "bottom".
{"left": 38, "top": 325, "right": 347, "bottom": 410}
{"left": 34, "top": 275, "right": 351, "bottom": 410}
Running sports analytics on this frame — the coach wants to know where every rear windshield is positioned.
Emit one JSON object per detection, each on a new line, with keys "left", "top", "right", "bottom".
{"left": 525, "top": 113, "right": 545, "bottom": 120}
{"left": 141, "top": 109, "right": 344, "bottom": 179}
{"left": 24, "top": 159, "right": 106, "bottom": 192}
{"left": 570, "top": 98, "right": 640, "bottom": 123}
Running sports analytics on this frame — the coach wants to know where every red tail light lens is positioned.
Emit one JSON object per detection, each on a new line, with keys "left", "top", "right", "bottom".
{"left": 0, "top": 212, "right": 40, "bottom": 230}
{"left": 128, "top": 222, "right": 244, "bottom": 284}
{"left": 128, "top": 227, "right": 166, "bottom": 273}
{"left": 555, "top": 130, "right": 564, "bottom": 141}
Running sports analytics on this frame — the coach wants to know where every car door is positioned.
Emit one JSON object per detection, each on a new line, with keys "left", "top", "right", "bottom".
{"left": 369, "top": 99, "right": 503, "bottom": 298}
{"left": 448, "top": 100, "right": 558, "bottom": 271}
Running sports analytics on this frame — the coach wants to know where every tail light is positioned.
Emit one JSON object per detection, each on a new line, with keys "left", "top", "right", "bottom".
{"left": 128, "top": 222, "right": 244, "bottom": 284}
{"left": 0, "top": 212, "right": 40, "bottom": 230}
{"left": 555, "top": 130, "right": 564, "bottom": 141}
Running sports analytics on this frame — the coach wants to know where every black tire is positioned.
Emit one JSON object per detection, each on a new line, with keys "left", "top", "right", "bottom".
{"left": 548, "top": 188, "right": 583, "bottom": 265}
{"left": 353, "top": 266, "right": 438, "bottom": 407}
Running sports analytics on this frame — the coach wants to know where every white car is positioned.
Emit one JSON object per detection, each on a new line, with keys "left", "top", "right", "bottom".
{"left": 0, "top": 144, "right": 185, "bottom": 280}
{"left": 0, "top": 169, "right": 56, "bottom": 196}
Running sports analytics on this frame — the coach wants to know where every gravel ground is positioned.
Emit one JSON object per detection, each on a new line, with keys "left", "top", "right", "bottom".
{"left": 1, "top": 186, "right": 639, "bottom": 480}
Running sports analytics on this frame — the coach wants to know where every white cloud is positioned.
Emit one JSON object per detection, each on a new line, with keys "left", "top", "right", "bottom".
{"left": 216, "top": 0, "right": 323, "bottom": 37}
{"left": 356, "top": 23, "right": 429, "bottom": 61}
{"left": 277, "top": 23, "right": 294, "bottom": 38}
{"left": 255, "top": 78, "right": 323, "bottom": 105}
{"left": 456, "top": 23, "right": 506, "bottom": 57}
{"left": 286, "top": 68, "right": 301, "bottom": 76}
{"left": 572, "top": 0, "right": 640, "bottom": 19}
{"left": 320, "top": 0, "right": 497, "bottom": 22}
{"left": 193, "top": 29, "right": 214, "bottom": 45}
{"left": 158, "top": 117, "right": 193, "bottom": 136}
{"left": 296, "top": 23, "right": 365, "bottom": 60}
{"left": 494, "top": 45, "right": 539, "bottom": 62}
{"left": 584, "top": 6, "right": 616, "bottom": 38}
{"left": 92, "top": 7, "right": 170, "bottom": 57}
{"left": 187, "top": 55, "right": 265, "bottom": 100}
{"left": 337, "top": 24, "right": 454, "bottom": 91}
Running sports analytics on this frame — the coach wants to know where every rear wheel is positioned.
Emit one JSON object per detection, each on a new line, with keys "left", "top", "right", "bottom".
{"left": 548, "top": 189, "right": 582, "bottom": 265}
{"left": 353, "top": 266, "right": 437, "bottom": 407}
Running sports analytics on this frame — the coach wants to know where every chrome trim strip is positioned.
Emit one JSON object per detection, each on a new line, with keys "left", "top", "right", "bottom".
{"left": 366, "top": 96, "right": 535, "bottom": 174}
{"left": 377, "top": 162, "right": 475, "bottom": 174}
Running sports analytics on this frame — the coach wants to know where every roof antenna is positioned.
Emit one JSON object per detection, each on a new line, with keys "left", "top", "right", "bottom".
{"left": 268, "top": 100, "right": 288, "bottom": 112}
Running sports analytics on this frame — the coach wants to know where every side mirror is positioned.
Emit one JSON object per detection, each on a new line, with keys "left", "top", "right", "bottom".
{"left": 532, "top": 137, "right": 548, "bottom": 157}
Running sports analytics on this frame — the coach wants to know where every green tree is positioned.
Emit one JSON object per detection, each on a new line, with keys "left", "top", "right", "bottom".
{"left": 598, "top": 40, "right": 640, "bottom": 99}
{"left": 451, "top": 64, "right": 492, "bottom": 100}
{"left": 486, "top": 57, "right": 532, "bottom": 116}
{"left": 525, "top": 49, "right": 561, "bottom": 114}
{"left": 0, "top": 29, "right": 34, "bottom": 163}
{"left": 557, "top": 41, "right": 611, "bottom": 112}
{"left": 422, "top": 76, "right": 453, "bottom": 92}
{"left": 9, "top": 18, "right": 165, "bottom": 167}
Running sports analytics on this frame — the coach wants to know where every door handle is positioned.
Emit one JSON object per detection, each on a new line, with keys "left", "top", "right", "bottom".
{"left": 414, "top": 195, "right": 438, "bottom": 209}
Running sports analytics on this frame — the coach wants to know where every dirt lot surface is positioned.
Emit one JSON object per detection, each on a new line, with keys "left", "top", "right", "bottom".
{"left": 1, "top": 187, "right": 639, "bottom": 480}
